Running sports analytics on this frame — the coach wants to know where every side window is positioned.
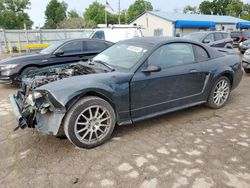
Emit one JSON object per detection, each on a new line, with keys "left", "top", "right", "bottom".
{"left": 193, "top": 45, "right": 209, "bottom": 62}
{"left": 59, "top": 41, "right": 83, "bottom": 54}
{"left": 204, "top": 34, "right": 214, "bottom": 43}
{"left": 87, "top": 41, "right": 106, "bottom": 51}
{"left": 92, "top": 31, "right": 105, "bottom": 40}
{"left": 148, "top": 43, "right": 195, "bottom": 69}
{"left": 214, "top": 33, "right": 224, "bottom": 41}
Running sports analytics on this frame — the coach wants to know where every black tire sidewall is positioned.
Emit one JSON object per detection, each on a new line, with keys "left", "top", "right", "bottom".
{"left": 207, "top": 76, "right": 231, "bottom": 109}
{"left": 21, "top": 66, "right": 38, "bottom": 75}
{"left": 244, "top": 68, "right": 250, "bottom": 73}
{"left": 64, "top": 97, "right": 116, "bottom": 149}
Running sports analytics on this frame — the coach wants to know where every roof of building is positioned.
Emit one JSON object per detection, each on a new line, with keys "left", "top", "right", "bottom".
{"left": 132, "top": 11, "right": 248, "bottom": 24}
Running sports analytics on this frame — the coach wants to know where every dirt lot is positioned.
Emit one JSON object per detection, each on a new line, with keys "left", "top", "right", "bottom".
{"left": 0, "top": 58, "right": 250, "bottom": 187}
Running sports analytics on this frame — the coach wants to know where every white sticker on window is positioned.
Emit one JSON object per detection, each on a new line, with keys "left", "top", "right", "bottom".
{"left": 127, "top": 46, "right": 143, "bottom": 53}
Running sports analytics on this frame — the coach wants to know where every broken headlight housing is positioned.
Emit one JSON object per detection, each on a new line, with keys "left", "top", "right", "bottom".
{"left": 26, "top": 91, "right": 43, "bottom": 107}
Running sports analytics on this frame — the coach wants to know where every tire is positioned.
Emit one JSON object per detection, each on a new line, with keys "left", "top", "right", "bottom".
{"left": 20, "top": 66, "right": 38, "bottom": 76}
{"left": 12, "top": 66, "right": 38, "bottom": 85}
{"left": 206, "top": 76, "right": 231, "bottom": 109}
{"left": 63, "top": 96, "right": 116, "bottom": 149}
{"left": 244, "top": 68, "right": 250, "bottom": 73}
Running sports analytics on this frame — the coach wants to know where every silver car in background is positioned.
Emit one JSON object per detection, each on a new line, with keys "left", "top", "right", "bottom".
{"left": 242, "top": 49, "right": 250, "bottom": 73}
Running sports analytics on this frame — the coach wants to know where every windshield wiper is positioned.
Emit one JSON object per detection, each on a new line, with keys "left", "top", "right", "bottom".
{"left": 88, "top": 59, "right": 115, "bottom": 71}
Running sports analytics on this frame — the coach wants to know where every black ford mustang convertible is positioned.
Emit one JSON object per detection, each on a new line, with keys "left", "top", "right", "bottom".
{"left": 10, "top": 37, "right": 243, "bottom": 149}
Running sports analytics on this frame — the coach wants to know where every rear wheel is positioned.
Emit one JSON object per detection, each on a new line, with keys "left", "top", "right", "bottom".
{"left": 206, "top": 76, "right": 231, "bottom": 109}
{"left": 63, "top": 96, "right": 116, "bottom": 149}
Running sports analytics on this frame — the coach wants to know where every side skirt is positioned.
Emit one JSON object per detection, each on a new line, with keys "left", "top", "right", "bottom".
{"left": 130, "top": 101, "right": 207, "bottom": 124}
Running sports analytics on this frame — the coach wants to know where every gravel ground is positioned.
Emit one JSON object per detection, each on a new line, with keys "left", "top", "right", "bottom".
{"left": 0, "top": 55, "right": 250, "bottom": 187}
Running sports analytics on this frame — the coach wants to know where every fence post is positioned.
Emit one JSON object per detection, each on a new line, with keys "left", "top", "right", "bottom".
{"left": 8, "top": 41, "right": 12, "bottom": 55}
{"left": 17, "top": 40, "right": 21, "bottom": 53}
{"left": 3, "top": 29, "right": 7, "bottom": 52}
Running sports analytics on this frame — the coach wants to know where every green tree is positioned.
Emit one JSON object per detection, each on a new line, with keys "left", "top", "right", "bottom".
{"left": 227, "top": 0, "right": 244, "bottom": 17}
{"left": 68, "top": 9, "right": 80, "bottom": 19}
{"left": 58, "top": 17, "right": 96, "bottom": 29}
{"left": 127, "top": 0, "right": 153, "bottom": 23}
{"left": 199, "top": 0, "right": 232, "bottom": 15}
{"left": 44, "top": 0, "right": 68, "bottom": 29}
{"left": 119, "top": 10, "right": 127, "bottom": 24}
{"left": 0, "top": 0, "right": 33, "bottom": 29}
{"left": 183, "top": 5, "right": 199, "bottom": 14}
{"left": 199, "top": 0, "right": 246, "bottom": 17}
{"left": 83, "top": 1, "right": 118, "bottom": 25}
{"left": 241, "top": 3, "right": 250, "bottom": 20}
{"left": 199, "top": 0, "right": 212, "bottom": 14}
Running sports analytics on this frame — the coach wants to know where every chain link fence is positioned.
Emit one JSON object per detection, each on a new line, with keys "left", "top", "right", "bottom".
{"left": 0, "top": 29, "right": 93, "bottom": 54}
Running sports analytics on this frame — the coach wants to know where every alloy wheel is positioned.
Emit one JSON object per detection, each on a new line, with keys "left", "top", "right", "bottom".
{"left": 74, "top": 105, "right": 112, "bottom": 144}
{"left": 213, "top": 79, "right": 230, "bottom": 106}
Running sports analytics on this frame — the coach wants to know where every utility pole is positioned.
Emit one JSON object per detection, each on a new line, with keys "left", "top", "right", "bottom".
{"left": 105, "top": 0, "right": 108, "bottom": 27}
{"left": 118, "top": 0, "right": 121, "bottom": 24}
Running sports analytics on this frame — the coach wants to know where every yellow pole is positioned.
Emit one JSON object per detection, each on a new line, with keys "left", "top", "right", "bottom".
{"left": 8, "top": 41, "right": 12, "bottom": 55}
{"left": 17, "top": 40, "right": 21, "bottom": 54}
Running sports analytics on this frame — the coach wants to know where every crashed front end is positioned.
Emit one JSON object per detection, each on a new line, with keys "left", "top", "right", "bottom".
{"left": 9, "top": 63, "right": 98, "bottom": 135}
{"left": 10, "top": 87, "right": 66, "bottom": 135}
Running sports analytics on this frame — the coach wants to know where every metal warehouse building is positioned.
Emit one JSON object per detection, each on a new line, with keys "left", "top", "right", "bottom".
{"left": 130, "top": 11, "right": 250, "bottom": 37}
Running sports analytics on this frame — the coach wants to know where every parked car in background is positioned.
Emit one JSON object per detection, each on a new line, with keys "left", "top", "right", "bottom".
{"left": 242, "top": 49, "right": 250, "bottom": 73}
{"left": 0, "top": 38, "right": 113, "bottom": 84}
{"left": 230, "top": 30, "right": 250, "bottom": 47}
{"left": 10, "top": 37, "right": 243, "bottom": 149}
{"left": 89, "top": 25, "right": 143, "bottom": 43}
{"left": 183, "top": 31, "right": 233, "bottom": 49}
{"left": 239, "top": 39, "right": 250, "bottom": 53}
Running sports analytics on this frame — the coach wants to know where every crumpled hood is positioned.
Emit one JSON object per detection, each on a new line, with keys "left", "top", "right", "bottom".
{"left": 0, "top": 53, "right": 47, "bottom": 65}
{"left": 37, "top": 71, "right": 134, "bottom": 105}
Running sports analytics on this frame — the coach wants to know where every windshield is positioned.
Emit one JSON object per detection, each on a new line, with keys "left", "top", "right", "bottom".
{"left": 92, "top": 42, "right": 150, "bottom": 70}
{"left": 40, "top": 41, "right": 65, "bottom": 54}
{"left": 183, "top": 33, "right": 206, "bottom": 42}
{"left": 230, "top": 31, "right": 242, "bottom": 38}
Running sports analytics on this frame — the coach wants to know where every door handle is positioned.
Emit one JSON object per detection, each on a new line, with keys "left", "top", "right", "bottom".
{"left": 190, "top": 69, "right": 198, "bottom": 73}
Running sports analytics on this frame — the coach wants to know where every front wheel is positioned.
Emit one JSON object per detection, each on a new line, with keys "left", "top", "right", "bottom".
{"left": 206, "top": 76, "right": 231, "bottom": 109}
{"left": 63, "top": 96, "right": 116, "bottom": 149}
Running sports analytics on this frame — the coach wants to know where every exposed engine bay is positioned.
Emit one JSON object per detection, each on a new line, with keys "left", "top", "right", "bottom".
{"left": 21, "top": 62, "right": 99, "bottom": 90}
{"left": 11, "top": 62, "right": 107, "bottom": 131}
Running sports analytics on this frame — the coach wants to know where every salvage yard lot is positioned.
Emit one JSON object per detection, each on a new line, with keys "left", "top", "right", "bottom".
{"left": 0, "top": 60, "right": 250, "bottom": 187}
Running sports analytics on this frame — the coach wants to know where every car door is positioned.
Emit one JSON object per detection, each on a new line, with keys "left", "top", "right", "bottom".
{"left": 212, "top": 33, "right": 225, "bottom": 47}
{"left": 203, "top": 33, "right": 215, "bottom": 46}
{"left": 130, "top": 43, "right": 207, "bottom": 120}
{"left": 48, "top": 40, "right": 86, "bottom": 66}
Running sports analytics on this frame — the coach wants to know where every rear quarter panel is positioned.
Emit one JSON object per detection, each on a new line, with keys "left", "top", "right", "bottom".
{"left": 199, "top": 53, "right": 242, "bottom": 100}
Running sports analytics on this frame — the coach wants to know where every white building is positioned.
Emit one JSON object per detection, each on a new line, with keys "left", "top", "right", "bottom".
{"left": 130, "top": 11, "right": 250, "bottom": 37}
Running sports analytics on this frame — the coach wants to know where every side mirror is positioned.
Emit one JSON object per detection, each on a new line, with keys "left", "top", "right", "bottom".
{"left": 54, "top": 49, "right": 64, "bottom": 56}
{"left": 203, "top": 39, "right": 211, "bottom": 44}
{"left": 142, "top": 65, "right": 161, "bottom": 73}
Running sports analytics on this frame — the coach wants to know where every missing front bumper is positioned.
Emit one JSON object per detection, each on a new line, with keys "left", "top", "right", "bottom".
{"left": 9, "top": 94, "right": 28, "bottom": 130}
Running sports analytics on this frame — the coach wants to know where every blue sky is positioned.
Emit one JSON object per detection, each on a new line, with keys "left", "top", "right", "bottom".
{"left": 28, "top": 0, "right": 250, "bottom": 27}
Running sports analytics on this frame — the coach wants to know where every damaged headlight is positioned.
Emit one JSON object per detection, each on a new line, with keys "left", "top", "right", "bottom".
{"left": 33, "top": 91, "right": 43, "bottom": 99}
{"left": 40, "top": 103, "right": 50, "bottom": 114}
{"left": 26, "top": 91, "right": 43, "bottom": 106}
